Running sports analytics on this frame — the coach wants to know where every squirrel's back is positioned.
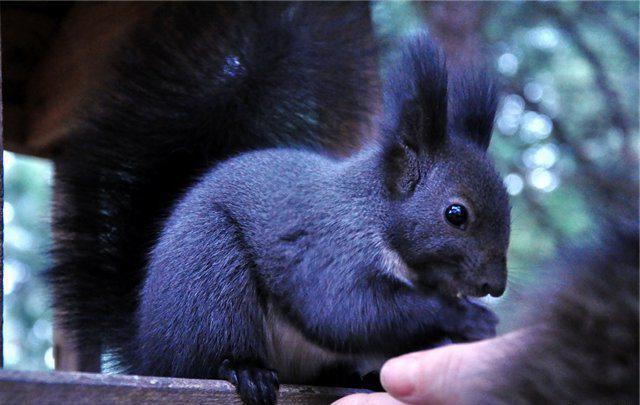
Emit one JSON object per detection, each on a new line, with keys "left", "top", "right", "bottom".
{"left": 177, "top": 146, "right": 385, "bottom": 256}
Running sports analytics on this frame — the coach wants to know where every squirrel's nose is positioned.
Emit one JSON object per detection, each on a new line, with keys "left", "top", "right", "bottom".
{"left": 478, "top": 261, "right": 507, "bottom": 297}
{"left": 481, "top": 281, "right": 506, "bottom": 297}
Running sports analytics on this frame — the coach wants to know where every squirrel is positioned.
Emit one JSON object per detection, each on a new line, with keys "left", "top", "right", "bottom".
{"left": 47, "top": 3, "right": 509, "bottom": 405}
{"left": 135, "top": 35, "right": 508, "bottom": 404}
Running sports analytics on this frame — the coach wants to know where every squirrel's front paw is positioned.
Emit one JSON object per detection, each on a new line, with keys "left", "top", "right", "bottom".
{"left": 218, "top": 359, "right": 279, "bottom": 405}
{"left": 450, "top": 299, "right": 498, "bottom": 342}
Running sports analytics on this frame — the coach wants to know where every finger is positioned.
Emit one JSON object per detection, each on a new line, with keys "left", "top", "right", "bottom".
{"left": 332, "top": 392, "right": 406, "bottom": 405}
{"left": 381, "top": 333, "right": 522, "bottom": 404}
{"left": 381, "top": 344, "right": 465, "bottom": 404}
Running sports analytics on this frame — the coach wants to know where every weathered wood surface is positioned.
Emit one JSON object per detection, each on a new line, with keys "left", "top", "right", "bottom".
{"left": 2, "top": 2, "right": 154, "bottom": 158}
{"left": 1, "top": 3, "right": 71, "bottom": 157}
{"left": 0, "top": 370, "right": 363, "bottom": 404}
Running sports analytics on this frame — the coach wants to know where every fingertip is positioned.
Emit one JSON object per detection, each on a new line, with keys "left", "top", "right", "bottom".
{"left": 380, "top": 357, "right": 420, "bottom": 398}
{"left": 332, "top": 393, "right": 405, "bottom": 405}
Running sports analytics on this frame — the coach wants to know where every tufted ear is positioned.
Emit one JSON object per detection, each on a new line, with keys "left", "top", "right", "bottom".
{"left": 383, "top": 34, "right": 448, "bottom": 151}
{"left": 381, "top": 34, "right": 448, "bottom": 195}
{"left": 448, "top": 69, "right": 499, "bottom": 150}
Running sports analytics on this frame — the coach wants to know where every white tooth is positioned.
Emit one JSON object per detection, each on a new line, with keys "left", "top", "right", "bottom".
{"left": 456, "top": 292, "right": 463, "bottom": 299}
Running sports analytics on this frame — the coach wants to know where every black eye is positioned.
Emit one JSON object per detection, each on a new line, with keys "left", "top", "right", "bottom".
{"left": 445, "top": 204, "right": 468, "bottom": 228}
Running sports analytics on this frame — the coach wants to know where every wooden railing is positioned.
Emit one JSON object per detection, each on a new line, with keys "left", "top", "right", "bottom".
{"left": 0, "top": 370, "right": 361, "bottom": 404}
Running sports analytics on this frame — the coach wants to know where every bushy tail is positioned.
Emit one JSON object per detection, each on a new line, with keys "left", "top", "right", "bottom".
{"left": 487, "top": 219, "right": 639, "bottom": 403}
{"left": 48, "top": 3, "right": 378, "bottom": 367}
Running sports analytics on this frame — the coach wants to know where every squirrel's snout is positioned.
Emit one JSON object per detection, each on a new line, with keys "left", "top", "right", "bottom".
{"left": 468, "top": 279, "right": 505, "bottom": 297}
{"left": 476, "top": 262, "right": 507, "bottom": 297}
{"left": 481, "top": 280, "right": 506, "bottom": 297}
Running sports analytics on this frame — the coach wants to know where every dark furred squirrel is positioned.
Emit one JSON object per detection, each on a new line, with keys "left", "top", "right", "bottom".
{"left": 48, "top": 3, "right": 508, "bottom": 404}
{"left": 137, "top": 36, "right": 508, "bottom": 403}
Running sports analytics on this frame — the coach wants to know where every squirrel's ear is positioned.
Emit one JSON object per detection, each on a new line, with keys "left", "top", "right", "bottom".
{"left": 383, "top": 34, "right": 448, "bottom": 151}
{"left": 448, "top": 69, "right": 499, "bottom": 150}
{"left": 381, "top": 34, "right": 448, "bottom": 195}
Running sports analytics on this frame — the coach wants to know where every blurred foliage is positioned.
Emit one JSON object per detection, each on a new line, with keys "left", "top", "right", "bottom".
{"left": 4, "top": 2, "right": 638, "bottom": 369}
{"left": 3, "top": 152, "right": 54, "bottom": 370}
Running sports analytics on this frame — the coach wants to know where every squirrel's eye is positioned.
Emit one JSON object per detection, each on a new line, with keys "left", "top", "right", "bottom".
{"left": 445, "top": 204, "right": 468, "bottom": 228}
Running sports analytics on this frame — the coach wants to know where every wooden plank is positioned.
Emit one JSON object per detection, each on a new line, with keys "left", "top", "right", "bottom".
{"left": 2, "top": 3, "right": 155, "bottom": 158}
{"left": 0, "top": 370, "right": 363, "bottom": 404}
{"left": 23, "top": 3, "right": 155, "bottom": 156}
{"left": 0, "top": 4, "right": 70, "bottom": 157}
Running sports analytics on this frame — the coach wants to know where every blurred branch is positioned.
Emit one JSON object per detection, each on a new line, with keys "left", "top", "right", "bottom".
{"left": 550, "top": 121, "right": 623, "bottom": 198}
{"left": 512, "top": 172, "right": 565, "bottom": 243}
{"left": 505, "top": 82, "right": 633, "bottom": 210}
{"left": 420, "top": 1, "right": 494, "bottom": 65}
{"left": 502, "top": 156, "right": 563, "bottom": 242}
{"left": 579, "top": 2, "right": 639, "bottom": 60}
{"left": 546, "top": 5, "right": 633, "bottom": 144}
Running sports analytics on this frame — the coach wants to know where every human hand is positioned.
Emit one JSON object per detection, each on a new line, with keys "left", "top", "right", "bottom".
{"left": 333, "top": 332, "right": 522, "bottom": 405}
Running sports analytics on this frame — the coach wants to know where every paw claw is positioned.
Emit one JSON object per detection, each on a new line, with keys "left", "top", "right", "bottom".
{"left": 219, "top": 360, "right": 279, "bottom": 405}
{"left": 452, "top": 300, "right": 498, "bottom": 342}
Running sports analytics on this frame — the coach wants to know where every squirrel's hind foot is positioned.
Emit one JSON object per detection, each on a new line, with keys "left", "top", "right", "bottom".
{"left": 219, "top": 359, "right": 280, "bottom": 405}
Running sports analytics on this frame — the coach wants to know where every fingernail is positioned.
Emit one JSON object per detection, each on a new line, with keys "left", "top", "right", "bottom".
{"left": 380, "top": 358, "right": 419, "bottom": 397}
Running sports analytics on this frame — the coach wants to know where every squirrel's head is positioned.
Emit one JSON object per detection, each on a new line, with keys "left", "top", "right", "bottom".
{"left": 381, "top": 35, "right": 510, "bottom": 298}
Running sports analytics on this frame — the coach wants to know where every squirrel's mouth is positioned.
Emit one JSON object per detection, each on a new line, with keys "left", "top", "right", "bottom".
{"left": 436, "top": 280, "right": 490, "bottom": 299}
{"left": 433, "top": 277, "right": 504, "bottom": 298}
{"left": 411, "top": 261, "right": 492, "bottom": 298}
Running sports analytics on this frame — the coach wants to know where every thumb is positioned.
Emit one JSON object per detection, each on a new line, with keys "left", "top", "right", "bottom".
{"left": 380, "top": 334, "right": 520, "bottom": 404}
